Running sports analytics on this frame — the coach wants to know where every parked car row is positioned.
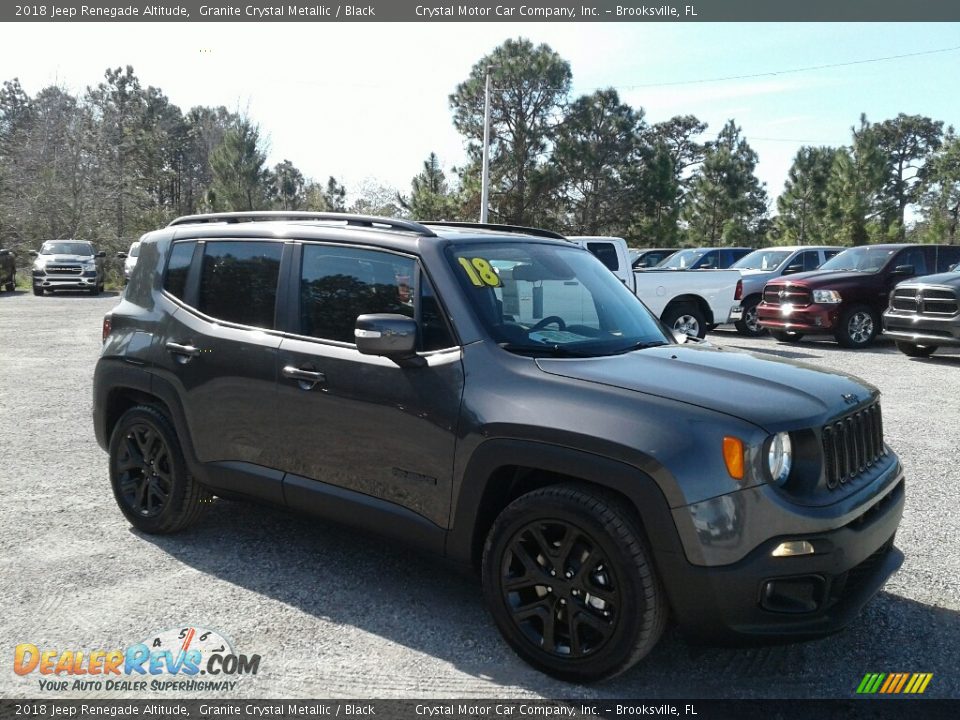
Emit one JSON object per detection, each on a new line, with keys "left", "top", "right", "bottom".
{"left": 756, "top": 243, "right": 960, "bottom": 355}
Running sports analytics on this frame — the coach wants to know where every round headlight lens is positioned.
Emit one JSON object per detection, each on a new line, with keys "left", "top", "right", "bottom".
{"left": 768, "top": 432, "right": 793, "bottom": 486}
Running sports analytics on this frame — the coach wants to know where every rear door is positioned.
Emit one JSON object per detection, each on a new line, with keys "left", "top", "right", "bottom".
{"left": 152, "top": 238, "right": 288, "bottom": 501}
{"left": 274, "top": 242, "right": 463, "bottom": 529}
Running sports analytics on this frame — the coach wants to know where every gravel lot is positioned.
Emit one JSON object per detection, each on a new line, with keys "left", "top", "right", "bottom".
{"left": 1, "top": 290, "right": 958, "bottom": 700}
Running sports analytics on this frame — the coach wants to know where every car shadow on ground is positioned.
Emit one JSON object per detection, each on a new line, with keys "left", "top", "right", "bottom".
{"left": 0, "top": 289, "right": 29, "bottom": 297}
{"left": 36, "top": 290, "right": 121, "bottom": 299}
{"left": 138, "top": 498, "right": 960, "bottom": 698}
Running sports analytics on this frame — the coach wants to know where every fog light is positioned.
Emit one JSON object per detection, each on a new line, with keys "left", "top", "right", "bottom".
{"left": 772, "top": 540, "right": 816, "bottom": 557}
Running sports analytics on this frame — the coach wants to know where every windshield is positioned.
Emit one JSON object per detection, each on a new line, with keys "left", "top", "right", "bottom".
{"left": 129, "top": 242, "right": 141, "bottom": 258}
{"left": 733, "top": 249, "right": 791, "bottom": 271}
{"left": 449, "top": 242, "right": 671, "bottom": 357}
{"left": 656, "top": 249, "right": 705, "bottom": 269}
{"left": 40, "top": 241, "right": 94, "bottom": 256}
{"left": 818, "top": 246, "right": 896, "bottom": 273}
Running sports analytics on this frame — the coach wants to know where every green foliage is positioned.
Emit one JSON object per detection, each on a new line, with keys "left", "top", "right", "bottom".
{"left": 208, "top": 118, "right": 270, "bottom": 211}
{"left": 826, "top": 115, "right": 889, "bottom": 246}
{"left": 449, "top": 37, "right": 571, "bottom": 225}
{"left": 773, "top": 146, "right": 840, "bottom": 245}
{"left": 402, "top": 152, "right": 458, "bottom": 220}
{"left": 682, "top": 120, "right": 768, "bottom": 245}
{"left": 916, "top": 128, "right": 960, "bottom": 244}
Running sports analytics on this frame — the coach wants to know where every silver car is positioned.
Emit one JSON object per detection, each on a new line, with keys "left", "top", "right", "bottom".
{"left": 118, "top": 241, "right": 141, "bottom": 283}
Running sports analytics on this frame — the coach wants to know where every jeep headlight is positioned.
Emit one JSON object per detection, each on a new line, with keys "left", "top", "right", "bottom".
{"left": 812, "top": 289, "right": 842, "bottom": 304}
{"left": 767, "top": 432, "right": 793, "bottom": 486}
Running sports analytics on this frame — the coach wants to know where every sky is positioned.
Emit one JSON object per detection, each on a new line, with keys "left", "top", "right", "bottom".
{"left": 1, "top": 21, "right": 958, "bottom": 208}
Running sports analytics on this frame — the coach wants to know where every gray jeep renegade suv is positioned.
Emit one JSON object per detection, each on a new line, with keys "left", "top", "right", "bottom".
{"left": 93, "top": 212, "right": 904, "bottom": 682}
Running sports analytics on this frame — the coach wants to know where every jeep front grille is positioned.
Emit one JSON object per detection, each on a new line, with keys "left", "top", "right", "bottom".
{"left": 763, "top": 285, "right": 811, "bottom": 307}
{"left": 891, "top": 286, "right": 958, "bottom": 316}
{"left": 822, "top": 403, "right": 885, "bottom": 490}
{"left": 45, "top": 264, "right": 82, "bottom": 275}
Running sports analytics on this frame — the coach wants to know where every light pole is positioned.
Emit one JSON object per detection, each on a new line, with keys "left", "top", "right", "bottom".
{"left": 480, "top": 66, "right": 494, "bottom": 223}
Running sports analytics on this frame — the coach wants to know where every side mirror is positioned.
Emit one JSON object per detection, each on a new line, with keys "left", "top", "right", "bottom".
{"left": 116, "top": 252, "right": 128, "bottom": 259}
{"left": 95, "top": 251, "right": 106, "bottom": 258}
{"left": 892, "top": 264, "right": 915, "bottom": 275}
{"left": 355, "top": 314, "right": 422, "bottom": 367}
{"left": 29, "top": 250, "right": 38, "bottom": 257}
{"left": 783, "top": 264, "right": 803, "bottom": 275}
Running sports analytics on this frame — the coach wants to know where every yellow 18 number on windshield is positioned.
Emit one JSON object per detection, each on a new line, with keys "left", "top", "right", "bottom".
{"left": 458, "top": 257, "right": 501, "bottom": 288}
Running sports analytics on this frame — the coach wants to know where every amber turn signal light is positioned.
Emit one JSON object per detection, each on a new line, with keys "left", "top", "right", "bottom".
{"left": 722, "top": 436, "right": 745, "bottom": 480}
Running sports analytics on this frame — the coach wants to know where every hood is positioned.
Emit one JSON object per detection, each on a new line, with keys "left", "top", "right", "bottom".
{"left": 898, "top": 271, "right": 960, "bottom": 288}
{"left": 41, "top": 254, "right": 94, "bottom": 263}
{"left": 536, "top": 343, "right": 877, "bottom": 432}
{"left": 765, "top": 270, "right": 876, "bottom": 288}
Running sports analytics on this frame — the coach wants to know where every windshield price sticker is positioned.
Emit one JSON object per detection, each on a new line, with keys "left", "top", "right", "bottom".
{"left": 458, "top": 257, "right": 501, "bottom": 287}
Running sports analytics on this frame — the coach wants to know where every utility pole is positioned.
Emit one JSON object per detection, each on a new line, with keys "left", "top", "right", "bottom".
{"left": 480, "top": 67, "right": 493, "bottom": 223}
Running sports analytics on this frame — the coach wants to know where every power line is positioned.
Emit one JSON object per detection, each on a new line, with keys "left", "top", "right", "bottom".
{"left": 580, "top": 45, "right": 960, "bottom": 91}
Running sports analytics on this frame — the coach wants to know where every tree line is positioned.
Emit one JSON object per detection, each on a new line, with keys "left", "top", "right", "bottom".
{"left": 2, "top": 39, "right": 958, "bottom": 262}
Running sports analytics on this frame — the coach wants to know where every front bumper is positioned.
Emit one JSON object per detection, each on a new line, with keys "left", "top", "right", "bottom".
{"left": 34, "top": 272, "right": 98, "bottom": 290}
{"left": 757, "top": 301, "right": 840, "bottom": 333}
{"left": 883, "top": 311, "right": 960, "bottom": 347}
{"left": 659, "top": 474, "right": 905, "bottom": 644}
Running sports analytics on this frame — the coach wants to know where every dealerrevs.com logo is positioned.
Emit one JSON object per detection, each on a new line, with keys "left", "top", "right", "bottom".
{"left": 14, "top": 626, "right": 261, "bottom": 692}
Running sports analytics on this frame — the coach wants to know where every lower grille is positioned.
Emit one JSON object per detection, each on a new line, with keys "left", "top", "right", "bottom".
{"left": 822, "top": 403, "right": 885, "bottom": 490}
{"left": 830, "top": 536, "right": 895, "bottom": 603}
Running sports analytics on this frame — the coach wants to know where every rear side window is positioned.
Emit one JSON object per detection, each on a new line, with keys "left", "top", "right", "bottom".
{"left": 299, "top": 245, "right": 415, "bottom": 343}
{"left": 800, "top": 251, "right": 821, "bottom": 271}
{"left": 198, "top": 241, "right": 282, "bottom": 329}
{"left": 163, "top": 241, "right": 196, "bottom": 300}
{"left": 937, "top": 246, "right": 960, "bottom": 272}
{"left": 587, "top": 243, "right": 620, "bottom": 272}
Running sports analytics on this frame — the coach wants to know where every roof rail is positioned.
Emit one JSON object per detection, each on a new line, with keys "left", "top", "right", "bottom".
{"left": 422, "top": 221, "right": 567, "bottom": 240}
{"left": 167, "top": 211, "right": 438, "bottom": 237}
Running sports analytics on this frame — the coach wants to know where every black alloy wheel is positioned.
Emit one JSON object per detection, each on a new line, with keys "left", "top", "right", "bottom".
{"left": 109, "top": 405, "right": 210, "bottom": 533}
{"left": 500, "top": 518, "right": 621, "bottom": 660}
{"left": 483, "top": 484, "right": 666, "bottom": 682}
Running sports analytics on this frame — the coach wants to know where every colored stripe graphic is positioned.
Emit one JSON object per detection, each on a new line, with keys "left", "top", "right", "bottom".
{"left": 857, "top": 672, "right": 932, "bottom": 694}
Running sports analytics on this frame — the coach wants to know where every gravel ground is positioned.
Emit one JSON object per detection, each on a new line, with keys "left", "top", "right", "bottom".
{"left": 0, "top": 290, "right": 958, "bottom": 700}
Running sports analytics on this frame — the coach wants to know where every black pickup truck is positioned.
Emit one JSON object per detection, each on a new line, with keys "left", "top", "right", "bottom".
{"left": 883, "top": 265, "right": 960, "bottom": 357}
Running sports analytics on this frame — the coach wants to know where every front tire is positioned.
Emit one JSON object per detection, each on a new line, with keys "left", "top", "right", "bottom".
{"left": 32, "top": 286, "right": 44, "bottom": 296}
{"left": 662, "top": 302, "right": 707, "bottom": 339}
{"left": 108, "top": 405, "right": 211, "bottom": 534}
{"left": 896, "top": 341, "right": 937, "bottom": 358}
{"left": 835, "top": 305, "right": 879, "bottom": 348}
{"left": 482, "top": 484, "right": 666, "bottom": 682}
{"left": 734, "top": 297, "right": 765, "bottom": 337}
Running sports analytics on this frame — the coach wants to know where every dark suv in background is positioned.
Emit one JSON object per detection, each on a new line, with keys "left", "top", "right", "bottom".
{"left": 94, "top": 212, "right": 904, "bottom": 682}
{"left": 0, "top": 248, "right": 15, "bottom": 292}
{"left": 758, "top": 243, "right": 960, "bottom": 348}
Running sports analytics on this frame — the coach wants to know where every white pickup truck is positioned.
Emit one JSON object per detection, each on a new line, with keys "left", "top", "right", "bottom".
{"left": 569, "top": 236, "right": 741, "bottom": 338}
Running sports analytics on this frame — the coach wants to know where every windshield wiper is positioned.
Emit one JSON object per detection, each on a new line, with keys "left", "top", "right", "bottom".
{"left": 498, "top": 342, "right": 598, "bottom": 358}
{"left": 611, "top": 340, "right": 669, "bottom": 354}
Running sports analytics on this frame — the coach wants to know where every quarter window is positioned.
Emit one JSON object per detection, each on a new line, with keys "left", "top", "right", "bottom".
{"left": 197, "top": 241, "right": 282, "bottom": 329}
{"left": 299, "top": 245, "right": 415, "bottom": 344}
{"left": 937, "top": 246, "right": 960, "bottom": 272}
{"left": 163, "top": 241, "right": 196, "bottom": 300}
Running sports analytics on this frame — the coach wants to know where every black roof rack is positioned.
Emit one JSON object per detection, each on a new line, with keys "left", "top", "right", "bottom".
{"left": 167, "top": 211, "right": 438, "bottom": 237}
{"left": 422, "top": 221, "right": 567, "bottom": 240}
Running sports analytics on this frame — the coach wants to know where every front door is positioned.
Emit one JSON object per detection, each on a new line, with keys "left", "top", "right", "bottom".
{"left": 274, "top": 243, "right": 463, "bottom": 528}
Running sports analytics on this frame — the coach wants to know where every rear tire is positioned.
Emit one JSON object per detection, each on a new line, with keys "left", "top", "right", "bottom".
{"left": 482, "top": 484, "right": 666, "bottom": 683}
{"left": 108, "top": 405, "right": 211, "bottom": 534}
{"left": 662, "top": 302, "right": 707, "bottom": 339}
{"left": 896, "top": 341, "right": 937, "bottom": 358}
{"left": 772, "top": 331, "right": 804, "bottom": 343}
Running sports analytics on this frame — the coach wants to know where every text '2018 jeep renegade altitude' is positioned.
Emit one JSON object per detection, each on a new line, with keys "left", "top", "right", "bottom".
{"left": 94, "top": 212, "right": 905, "bottom": 682}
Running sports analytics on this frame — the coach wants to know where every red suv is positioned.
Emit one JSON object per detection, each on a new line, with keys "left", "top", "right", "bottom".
{"left": 757, "top": 243, "right": 960, "bottom": 348}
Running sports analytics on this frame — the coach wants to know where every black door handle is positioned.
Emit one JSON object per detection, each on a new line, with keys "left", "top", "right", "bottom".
{"left": 165, "top": 341, "right": 200, "bottom": 363}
